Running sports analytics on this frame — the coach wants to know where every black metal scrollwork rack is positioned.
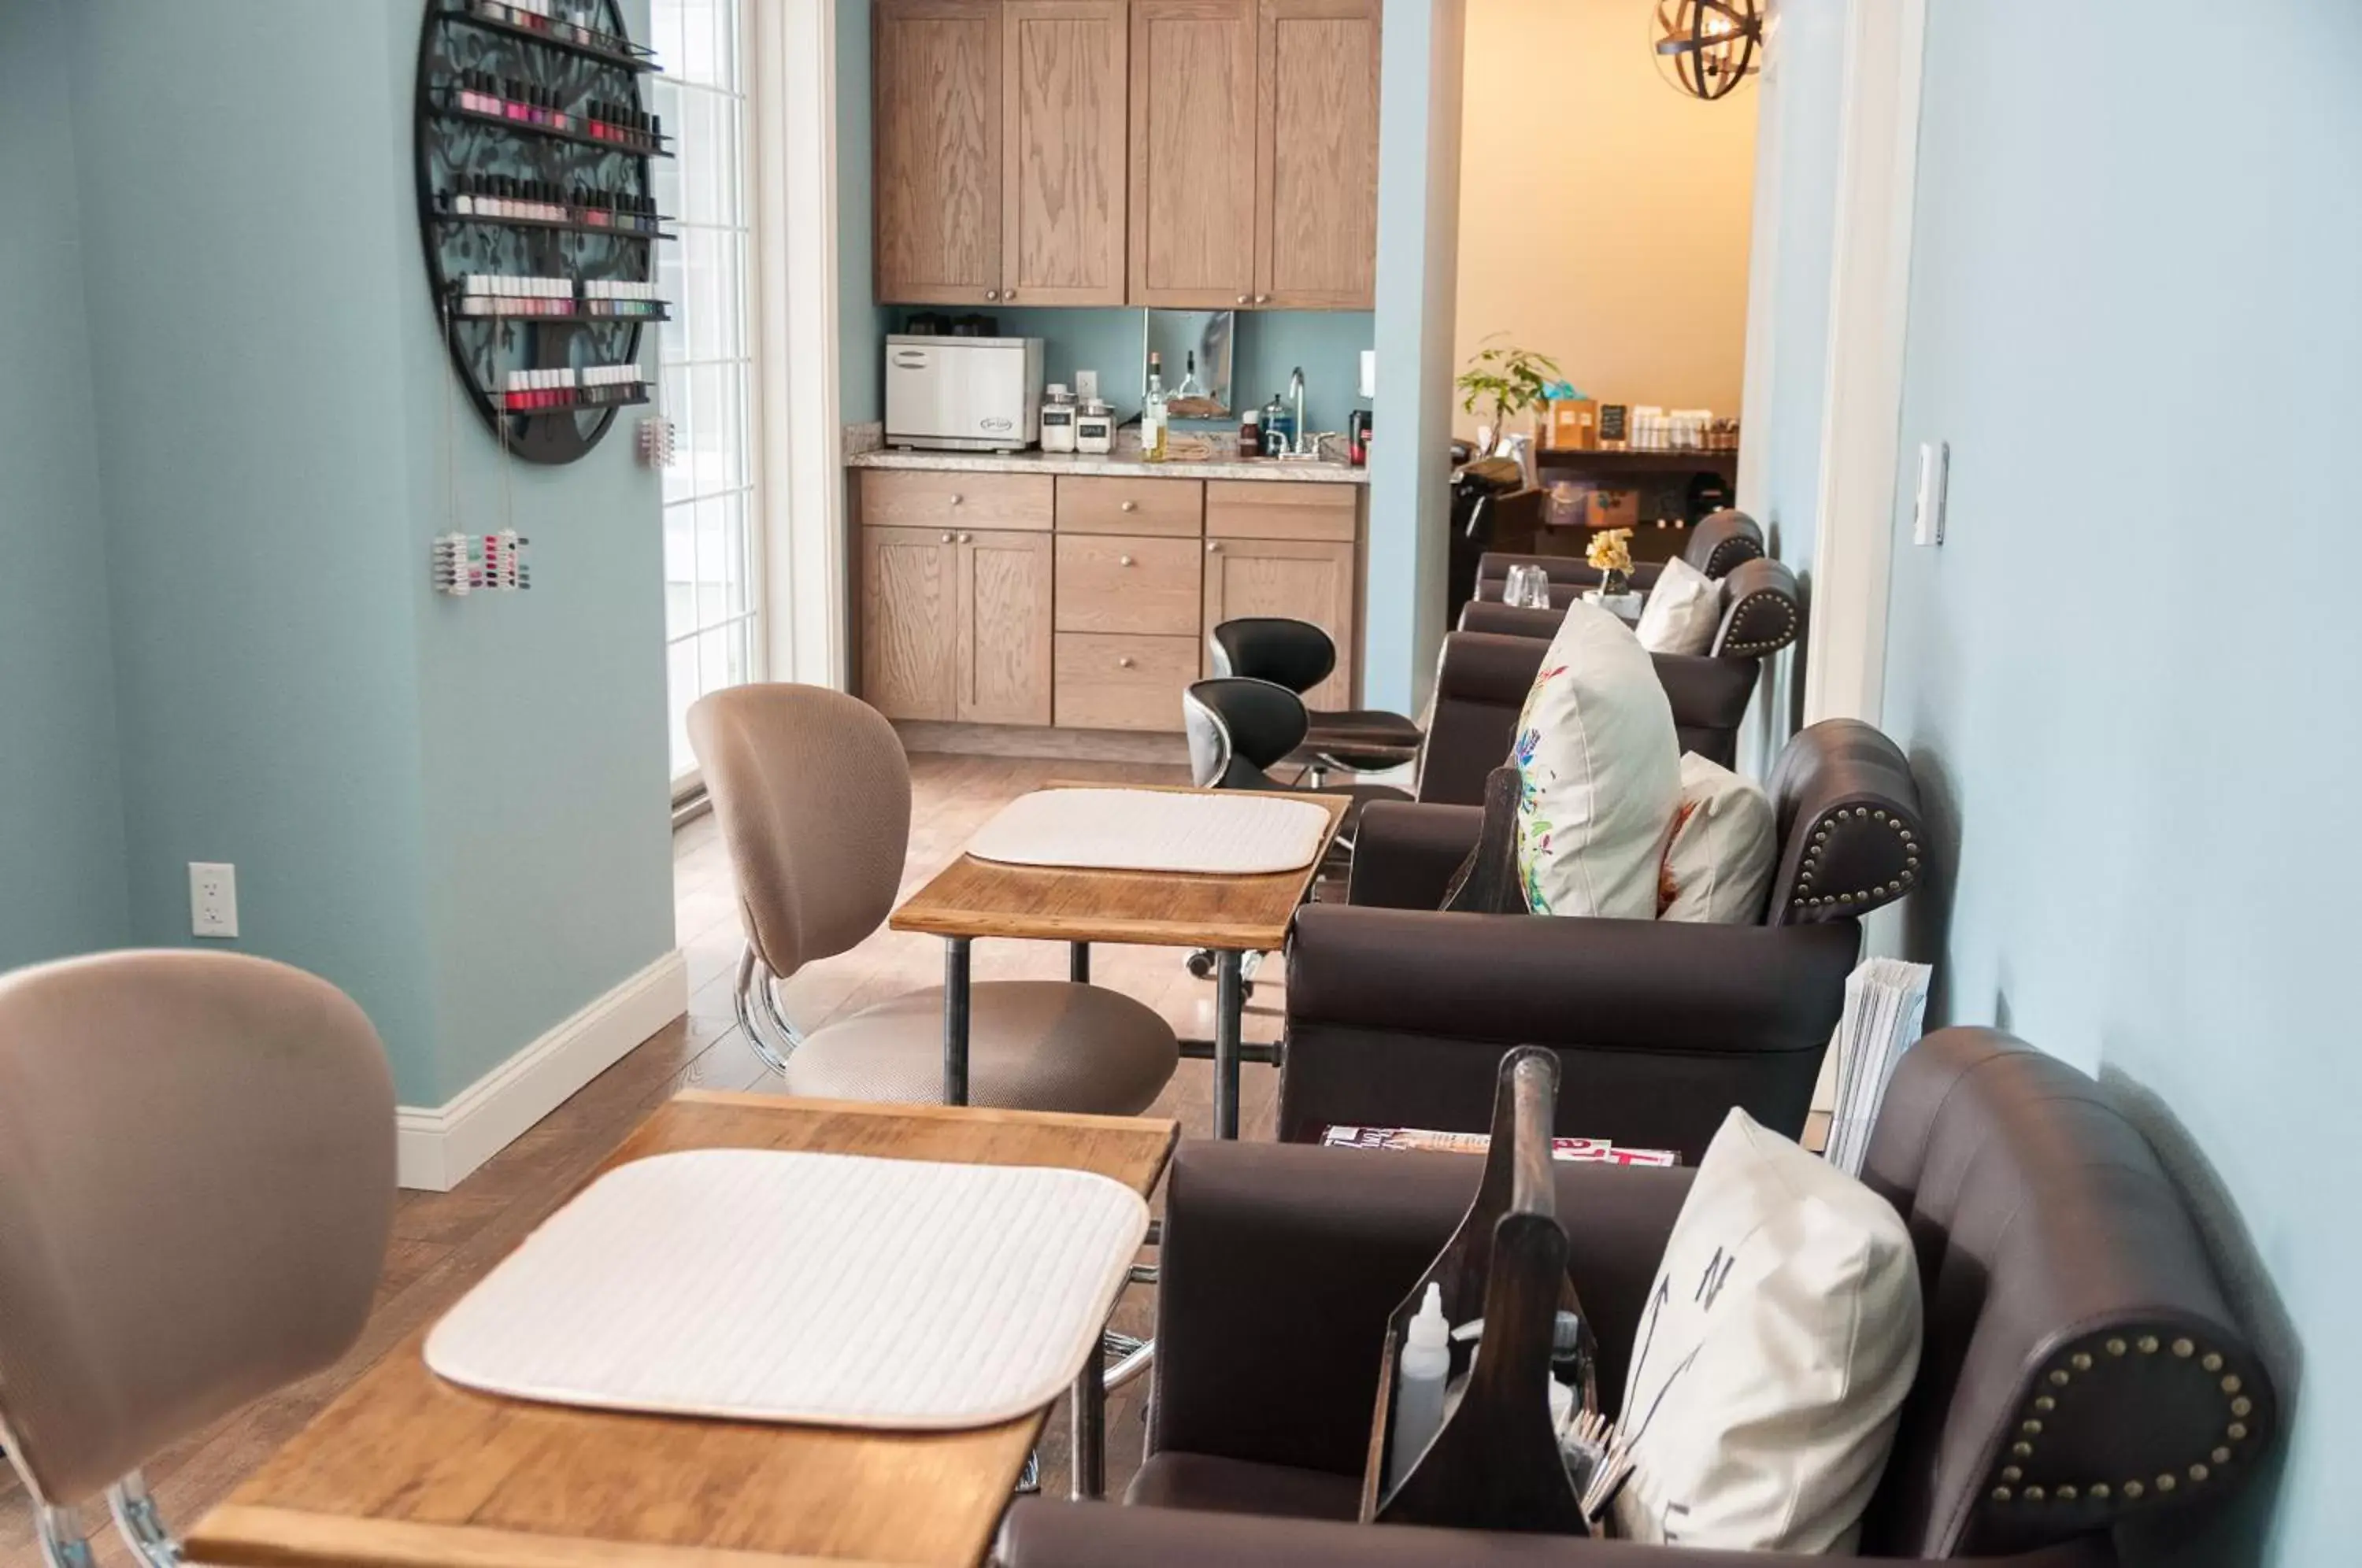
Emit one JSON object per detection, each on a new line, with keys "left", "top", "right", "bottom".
{"left": 414, "top": 1, "right": 672, "bottom": 464}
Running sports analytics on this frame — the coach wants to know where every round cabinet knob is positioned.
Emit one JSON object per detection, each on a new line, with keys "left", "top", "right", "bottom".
{"left": 959, "top": 531, "right": 973, "bottom": 542}
{"left": 949, "top": 494, "right": 963, "bottom": 505}
{"left": 941, "top": 532, "right": 954, "bottom": 543}
{"left": 1236, "top": 294, "right": 1250, "bottom": 305}
{"left": 1118, "top": 656, "right": 1135, "bottom": 669}
{"left": 1253, "top": 294, "right": 1270, "bottom": 305}
{"left": 1120, "top": 500, "right": 1137, "bottom": 512}
{"left": 1119, "top": 553, "right": 1135, "bottom": 566}
{"left": 1002, "top": 288, "right": 1016, "bottom": 300}
{"left": 984, "top": 290, "right": 1000, "bottom": 301}
{"left": 1206, "top": 540, "right": 1222, "bottom": 553}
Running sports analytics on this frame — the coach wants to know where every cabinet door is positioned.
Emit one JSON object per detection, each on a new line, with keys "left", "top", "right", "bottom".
{"left": 1129, "top": 0, "right": 1261, "bottom": 308}
{"left": 861, "top": 526, "right": 959, "bottom": 719}
{"left": 876, "top": 2, "right": 1002, "bottom": 305}
{"left": 1255, "top": 0, "right": 1380, "bottom": 309}
{"left": 1003, "top": 2, "right": 1129, "bottom": 306}
{"left": 1203, "top": 535, "right": 1357, "bottom": 708}
{"left": 957, "top": 529, "right": 1055, "bottom": 723}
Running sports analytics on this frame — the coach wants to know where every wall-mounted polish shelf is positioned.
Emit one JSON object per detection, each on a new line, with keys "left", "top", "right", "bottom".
{"left": 416, "top": 0, "right": 664, "bottom": 463}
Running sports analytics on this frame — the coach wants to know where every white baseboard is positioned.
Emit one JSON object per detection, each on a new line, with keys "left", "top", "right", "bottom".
{"left": 395, "top": 950, "right": 688, "bottom": 1192}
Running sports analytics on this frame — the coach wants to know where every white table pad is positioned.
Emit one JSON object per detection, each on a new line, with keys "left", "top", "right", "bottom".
{"left": 964, "top": 787, "right": 1332, "bottom": 875}
{"left": 424, "top": 1148, "right": 1150, "bottom": 1429}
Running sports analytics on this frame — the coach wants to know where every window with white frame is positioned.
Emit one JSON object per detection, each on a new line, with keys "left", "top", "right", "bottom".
{"left": 653, "top": 0, "right": 757, "bottom": 784}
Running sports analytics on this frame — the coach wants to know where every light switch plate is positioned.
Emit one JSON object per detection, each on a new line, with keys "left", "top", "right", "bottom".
{"left": 1912, "top": 440, "right": 1949, "bottom": 546}
{"left": 1075, "top": 369, "right": 1100, "bottom": 400}
{"left": 190, "top": 861, "right": 239, "bottom": 939}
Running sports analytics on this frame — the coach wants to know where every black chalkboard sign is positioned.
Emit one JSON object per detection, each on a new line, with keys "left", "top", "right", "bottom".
{"left": 1597, "top": 405, "right": 1630, "bottom": 449}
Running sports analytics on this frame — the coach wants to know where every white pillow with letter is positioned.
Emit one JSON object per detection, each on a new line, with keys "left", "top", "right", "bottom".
{"left": 1612, "top": 1110, "right": 1922, "bottom": 1552}
{"left": 1635, "top": 553, "right": 1725, "bottom": 656}
{"left": 1657, "top": 753, "right": 1776, "bottom": 923}
{"left": 1511, "top": 602, "right": 1681, "bottom": 918}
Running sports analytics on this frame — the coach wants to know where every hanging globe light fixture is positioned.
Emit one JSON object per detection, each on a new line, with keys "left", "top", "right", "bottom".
{"left": 1653, "top": 0, "right": 1764, "bottom": 101}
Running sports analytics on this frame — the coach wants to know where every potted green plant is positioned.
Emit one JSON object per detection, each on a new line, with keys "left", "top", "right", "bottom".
{"left": 1456, "top": 337, "right": 1563, "bottom": 455}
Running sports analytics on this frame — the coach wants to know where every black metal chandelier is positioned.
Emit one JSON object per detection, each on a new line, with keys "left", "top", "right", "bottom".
{"left": 1653, "top": 0, "right": 1764, "bottom": 101}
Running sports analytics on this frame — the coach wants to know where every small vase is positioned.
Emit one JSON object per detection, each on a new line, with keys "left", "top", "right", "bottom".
{"left": 1599, "top": 567, "right": 1630, "bottom": 601}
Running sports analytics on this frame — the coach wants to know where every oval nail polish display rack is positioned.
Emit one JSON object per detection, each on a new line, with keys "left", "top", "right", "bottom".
{"left": 415, "top": 0, "right": 671, "bottom": 465}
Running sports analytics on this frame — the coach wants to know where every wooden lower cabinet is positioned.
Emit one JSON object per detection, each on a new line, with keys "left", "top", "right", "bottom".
{"left": 859, "top": 467, "right": 1362, "bottom": 734}
{"left": 860, "top": 524, "right": 1052, "bottom": 723}
{"left": 957, "top": 530, "right": 1054, "bottom": 722}
{"left": 1054, "top": 633, "right": 1200, "bottom": 730}
{"left": 1202, "top": 534, "right": 1357, "bottom": 710}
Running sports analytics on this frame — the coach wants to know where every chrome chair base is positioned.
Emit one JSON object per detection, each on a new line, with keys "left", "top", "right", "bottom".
{"left": 732, "top": 946, "right": 807, "bottom": 1076}
{"left": 107, "top": 1472, "right": 180, "bottom": 1568}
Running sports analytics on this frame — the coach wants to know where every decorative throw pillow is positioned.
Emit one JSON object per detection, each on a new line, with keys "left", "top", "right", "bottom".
{"left": 1612, "top": 1110, "right": 1922, "bottom": 1552}
{"left": 1511, "top": 603, "right": 1681, "bottom": 917}
{"left": 1657, "top": 753, "right": 1776, "bottom": 923}
{"left": 1635, "top": 554, "right": 1725, "bottom": 656}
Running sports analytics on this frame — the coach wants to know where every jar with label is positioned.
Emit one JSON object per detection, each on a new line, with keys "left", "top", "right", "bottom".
{"left": 1237, "top": 407, "right": 1262, "bottom": 460}
{"left": 1040, "top": 384, "right": 1077, "bottom": 453}
{"left": 1075, "top": 398, "right": 1114, "bottom": 456}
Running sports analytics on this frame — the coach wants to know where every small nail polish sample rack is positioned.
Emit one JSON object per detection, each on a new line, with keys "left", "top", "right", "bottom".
{"left": 416, "top": 0, "right": 672, "bottom": 465}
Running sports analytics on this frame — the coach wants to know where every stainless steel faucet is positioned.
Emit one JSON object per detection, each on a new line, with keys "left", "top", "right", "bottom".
{"left": 1287, "top": 367, "right": 1308, "bottom": 457}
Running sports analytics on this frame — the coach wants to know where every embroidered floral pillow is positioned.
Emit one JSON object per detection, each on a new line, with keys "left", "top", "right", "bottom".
{"left": 1510, "top": 603, "right": 1682, "bottom": 917}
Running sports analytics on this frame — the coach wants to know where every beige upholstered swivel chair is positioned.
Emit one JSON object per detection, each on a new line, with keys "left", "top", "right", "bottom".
{"left": 0, "top": 951, "right": 395, "bottom": 1568}
{"left": 689, "top": 683, "right": 1179, "bottom": 1113}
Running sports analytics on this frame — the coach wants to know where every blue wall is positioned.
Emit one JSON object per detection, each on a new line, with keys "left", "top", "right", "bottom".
{"left": 2, "top": 0, "right": 676, "bottom": 1106}
{"left": 0, "top": 0, "right": 129, "bottom": 970}
{"left": 1733, "top": 0, "right": 1846, "bottom": 777}
{"left": 1875, "top": 3, "right": 2356, "bottom": 1561}
{"left": 837, "top": 0, "right": 883, "bottom": 424}
{"left": 1365, "top": 0, "right": 1464, "bottom": 713}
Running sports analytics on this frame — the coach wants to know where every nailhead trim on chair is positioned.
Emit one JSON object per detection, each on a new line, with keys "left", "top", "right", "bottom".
{"left": 1981, "top": 1332, "right": 2257, "bottom": 1511}
{"left": 1787, "top": 808, "right": 1920, "bottom": 916}
{"left": 1705, "top": 538, "right": 1764, "bottom": 576}
{"left": 1719, "top": 590, "right": 1800, "bottom": 656}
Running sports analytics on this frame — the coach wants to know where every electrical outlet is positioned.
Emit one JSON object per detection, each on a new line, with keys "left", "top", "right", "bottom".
{"left": 1912, "top": 441, "right": 1949, "bottom": 546}
{"left": 189, "top": 862, "right": 239, "bottom": 939}
{"left": 1075, "top": 368, "right": 1100, "bottom": 400}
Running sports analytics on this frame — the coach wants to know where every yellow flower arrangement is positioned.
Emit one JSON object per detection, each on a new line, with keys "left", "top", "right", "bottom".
{"left": 1586, "top": 528, "right": 1635, "bottom": 575}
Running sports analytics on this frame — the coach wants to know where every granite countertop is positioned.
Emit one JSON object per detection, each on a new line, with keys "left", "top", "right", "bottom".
{"left": 846, "top": 445, "right": 1370, "bottom": 486}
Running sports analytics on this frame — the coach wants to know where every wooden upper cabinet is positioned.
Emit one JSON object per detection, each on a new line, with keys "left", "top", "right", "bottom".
{"left": 1001, "top": 2, "right": 1129, "bottom": 306}
{"left": 875, "top": 2, "right": 1003, "bottom": 305}
{"left": 1255, "top": 0, "right": 1380, "bottom": 309}
{"left": 1129, "top": 0, "right": 1261, "bottom": 308}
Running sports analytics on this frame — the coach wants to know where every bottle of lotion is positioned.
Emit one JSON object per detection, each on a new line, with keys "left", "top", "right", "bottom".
{"left": 1387, "top": 1283, "right": 1451, "bottom": 1493}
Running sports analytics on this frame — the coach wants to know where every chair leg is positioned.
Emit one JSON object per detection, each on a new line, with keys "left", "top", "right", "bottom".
{"left": 732, "top": 945, "right": 805, "bottom": 1076}
{"left": 106, "top": 1472, "right": 178, "bottom": 1568}
{"left": 35, "top": 1503, "right": 98, "bottom": 1568}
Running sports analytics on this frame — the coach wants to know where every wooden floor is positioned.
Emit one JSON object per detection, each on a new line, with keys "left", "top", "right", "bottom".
{"left": 0, "top": 753, "right": 1269, "bottom": 1566}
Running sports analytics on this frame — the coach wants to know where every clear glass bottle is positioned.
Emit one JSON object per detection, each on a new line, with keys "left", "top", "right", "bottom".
{"left": 1142, "top": 352, "right": 1170, "bottom": 462}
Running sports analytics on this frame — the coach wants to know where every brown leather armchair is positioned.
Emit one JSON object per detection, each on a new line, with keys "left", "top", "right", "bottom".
{"left": 1438, "top": 512, "right": 1801, "bottom": 783}
{"left": 1281, "top": 719, "right": 1923, "bottom": 1159}
{"left": 998, "top": 1030, "right": 2278, "bottom": 1566}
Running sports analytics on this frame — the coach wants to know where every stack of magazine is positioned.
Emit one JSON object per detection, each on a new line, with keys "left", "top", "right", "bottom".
{"left": 1824, "top": 957, "right": 1934, "bottom": 1176}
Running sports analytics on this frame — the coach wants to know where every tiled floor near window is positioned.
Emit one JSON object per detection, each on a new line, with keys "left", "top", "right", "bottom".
{"left": 0, "top": 753, "right": 1273, "bottom": 1563}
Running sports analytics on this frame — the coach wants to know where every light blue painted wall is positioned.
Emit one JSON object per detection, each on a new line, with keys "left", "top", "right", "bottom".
{"left": 396, "top": 0, "right": 676, "bottom": 1100}
{"left": 837, "top": 0, "right": 883, "bottom": 424}
{"left": 0, "top": 0, "right": 129, "bottom": 970}
{"left": 1733, "top": 0, "right": 1846, "bottom": 778}
{"left": 56, "top": 0, "right": 672, "bottom": 1105}
{"left": 1365, "top": 0, "right": 1464, "bottom": 713}
{"left": 1875, "top": 4, "right": 2357, "bottom": 1562}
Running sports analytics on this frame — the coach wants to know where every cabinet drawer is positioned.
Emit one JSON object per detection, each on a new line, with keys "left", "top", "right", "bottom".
{"left": 1055, "top": 634, "right": 1198, "bottom": 731}
{"left": 1055, "top": 534, "right": 1202, "bottom": 635}
{"left": 1205, "top": 479, "right": 1358, "bottom": 541}
{"left": 1055, "top": 475, "right": 1205, "bottom": 535}
{"left": 859, "top": 469, "right": 1053, "bottom": 531}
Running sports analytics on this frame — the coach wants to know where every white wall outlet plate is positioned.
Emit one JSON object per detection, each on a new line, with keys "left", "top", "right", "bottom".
{"left": 1075, "top": 369, "right": 1099, "bottom": 400}
{"left": 190, "top": 861, "right": 239, "bottom": 939}
{"left": 1912, "top": 440, "right": 1949, "bottom": 546}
